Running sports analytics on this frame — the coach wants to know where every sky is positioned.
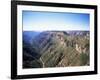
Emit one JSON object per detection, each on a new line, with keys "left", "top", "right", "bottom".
{"left": 23, "top": 11, "right": 90, "bottom": 31}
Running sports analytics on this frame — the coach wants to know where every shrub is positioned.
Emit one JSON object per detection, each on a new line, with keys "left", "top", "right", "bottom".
{"left": 80, "top": 53, "right": 89, "bottom": 66}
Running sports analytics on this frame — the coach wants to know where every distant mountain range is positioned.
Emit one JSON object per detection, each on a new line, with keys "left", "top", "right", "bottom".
{"left": 23, "top": 31, "right": 89, "bottom": 43}
{"left": 23, "top": 31, "right": 90, "bottom": 68}
{"left": 23, "top": 31, "right": 40, "bottom": 44}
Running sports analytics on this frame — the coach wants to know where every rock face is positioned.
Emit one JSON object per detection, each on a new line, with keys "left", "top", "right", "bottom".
{"left": 23, "top": 31, "right": 90, "bottom": 68}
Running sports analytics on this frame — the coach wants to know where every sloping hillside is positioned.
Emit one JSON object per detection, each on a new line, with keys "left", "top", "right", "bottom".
{"left": 23, "top": 31, "right": 90, "bottom": 68}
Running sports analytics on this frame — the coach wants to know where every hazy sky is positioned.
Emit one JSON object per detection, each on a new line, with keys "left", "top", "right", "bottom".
{"left": 23, "top": 11, "right": 90, "bottom": 31}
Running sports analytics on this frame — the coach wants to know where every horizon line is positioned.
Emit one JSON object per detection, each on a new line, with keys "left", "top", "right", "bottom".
{"left": 23, "top": 30, "right": 90, "bottom": 31}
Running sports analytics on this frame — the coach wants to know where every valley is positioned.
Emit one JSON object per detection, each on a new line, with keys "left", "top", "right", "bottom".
{"left": 23, "top": 31, "right": 90, "bottom": 68}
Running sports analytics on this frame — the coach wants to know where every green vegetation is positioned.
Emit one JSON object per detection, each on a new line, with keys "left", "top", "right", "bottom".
{"left": 80, "top": 53, "right": 89, "bottom": 66}
{"left": 23, "top": 31, "right": 90, "bottom": 68}
{"left": 30, "top": 59, "right": 42, "bottom": 68}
